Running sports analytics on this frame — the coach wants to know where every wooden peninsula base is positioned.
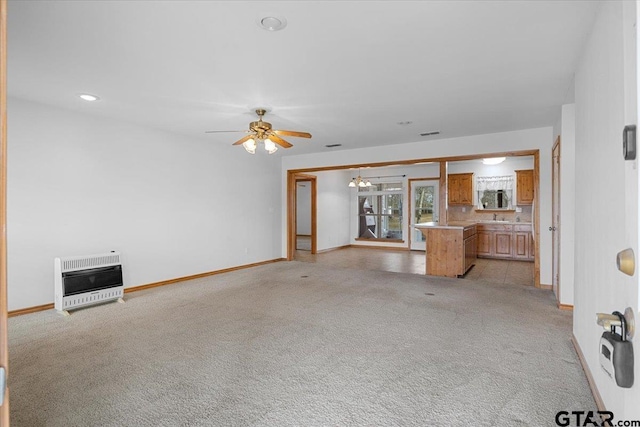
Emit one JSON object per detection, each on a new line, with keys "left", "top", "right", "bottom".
{"left": 415, "top": 222, "right": 477, "bottom": 278}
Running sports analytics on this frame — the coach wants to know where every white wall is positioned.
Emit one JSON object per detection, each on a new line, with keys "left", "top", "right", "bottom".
{"left": 282, "top": 127, "right": 554, "bottom": 284}
{"left": 573, "top": 0, "right": 639, "bottom": 418}
{"left": 296, "top": 183, "right": 311, "bottom": 235}
{"left": 7, "top": 98, "right": 283, "bottom": 311}
{"left": 560, "top": 104, "right": 576, "bottom": 306}
{"left": 313, "top": 170, "right": 352, "bottom": 251}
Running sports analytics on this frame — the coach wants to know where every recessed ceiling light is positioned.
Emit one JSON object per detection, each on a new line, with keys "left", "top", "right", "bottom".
{"left": 482, "top": 157, "right": 506, "bottom": 165}
{"left": 420, "top": 131, "right": 440, "bottom": 137}
{"left": 257, "top": 14, "right": 287, "bottom": 31}
{"left": 79, "top": 93, "right": 100, "bottom": 102}
{"left": 397, "top": 121, "right": 413, "bottom": 126}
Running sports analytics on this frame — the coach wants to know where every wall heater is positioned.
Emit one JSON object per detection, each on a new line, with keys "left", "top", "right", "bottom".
{"left": 54, "top": 252, "right": 124, "bottom": 314}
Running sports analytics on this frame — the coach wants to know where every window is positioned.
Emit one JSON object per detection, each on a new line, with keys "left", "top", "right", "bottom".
{"left": 476, "top": 175, "right": 514, "bottom": 209}
{"left": 357, "top": 182, "right": 403, "bottom": 240}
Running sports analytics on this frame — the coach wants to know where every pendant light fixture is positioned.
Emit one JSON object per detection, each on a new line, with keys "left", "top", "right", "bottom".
{"left": 348, "top": 170, "right": 372, "bottom": 188}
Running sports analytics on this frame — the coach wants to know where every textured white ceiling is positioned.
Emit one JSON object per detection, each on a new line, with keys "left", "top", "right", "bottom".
{"left": 7, "top": 1, "right": 599, "bottom": 155}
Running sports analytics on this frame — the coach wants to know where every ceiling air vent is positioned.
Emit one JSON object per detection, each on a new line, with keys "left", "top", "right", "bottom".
{"left": 325, "top": 144, "right": 342, "bottom": 148}
{"left": 420, "top": 131, "right": 440, "bottom": 137}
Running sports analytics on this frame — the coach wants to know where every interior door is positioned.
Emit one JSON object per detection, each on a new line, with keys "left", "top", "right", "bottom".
{"left": 620, "top": 0, "right": 639, "bottom": 414}
{"left": 552, "top": 138, "right": 560, "bottom": 302}
{"left": 410, "top": 180, "right": 439, "bottom": 251}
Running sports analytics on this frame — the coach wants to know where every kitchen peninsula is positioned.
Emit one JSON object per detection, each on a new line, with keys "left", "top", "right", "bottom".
{"left": 415, "top": 222, "right": 478, "bottom": 278}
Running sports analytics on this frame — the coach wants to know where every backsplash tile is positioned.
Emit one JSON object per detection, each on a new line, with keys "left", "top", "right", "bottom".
{"left": 447, "top": 205, "right": 533, "bottom": 223}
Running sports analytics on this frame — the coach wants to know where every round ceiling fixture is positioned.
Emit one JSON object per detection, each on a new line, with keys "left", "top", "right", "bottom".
{"left": 78, "top": 93, "right": 100, "bottom": 102}
{"left": 482, "top": 157, "right": 506, "bottom": 165}
{"left": 257, "top": 14, "right": 287, "bottom": 31}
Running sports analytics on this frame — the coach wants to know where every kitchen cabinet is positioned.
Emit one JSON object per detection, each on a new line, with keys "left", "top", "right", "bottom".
{"left": 513, "top": 224, "right": 534, "bottom": 260}
{"left": 477, "top": 230, "right": 492, "bottom": 257}
{"left": 516, "top": 169, "right": 534, "bottom": 205}
{"left": 476, "top": 223, "right": 534, "bottom": 261}
{"left": 448, "top": 173, "right": 473, "bottom": 205}
{"left": 464, "top": 232, "right": 478, "bottom": 274}
{"left": 415, "top": 222, "right": 477, "bottom": 277}
{"left": 494, "top": 230, "right": 513, "bottom": 258}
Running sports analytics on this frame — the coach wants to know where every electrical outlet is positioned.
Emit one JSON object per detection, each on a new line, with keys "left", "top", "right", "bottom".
{"left": 516, "top": 207, "right": 522, "bottom": 213}
{"left": 462, "top": 207, "right": 466, "bottom": 212}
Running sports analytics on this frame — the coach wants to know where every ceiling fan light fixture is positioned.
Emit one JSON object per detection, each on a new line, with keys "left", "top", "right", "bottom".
{"left": 243, "top": 138, "right": 257, "bottom": 154}
{"left": 264, "top": 138, "right": 278, "bottom": 154}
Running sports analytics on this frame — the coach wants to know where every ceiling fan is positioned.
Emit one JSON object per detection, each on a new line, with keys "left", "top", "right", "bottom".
{"left": 205, "top": 109, "right": 312, "bottom": 154}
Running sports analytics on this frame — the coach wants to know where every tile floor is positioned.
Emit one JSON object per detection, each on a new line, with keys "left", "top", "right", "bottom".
{"left": 295, "top": 247, "right": 534, "bottom": 286}
{"left": 296, "top": 235, "right": 311, "bottom": 251}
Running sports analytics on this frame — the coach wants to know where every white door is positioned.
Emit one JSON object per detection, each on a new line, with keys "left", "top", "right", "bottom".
{"left": 621, "top": 0, "right": 639, "bottom": 415}
{"left": 552, "top": 139, "right": 560, "bottom": 302}
{"left": 410, "top": 180, "right": 439, "bottom": 251}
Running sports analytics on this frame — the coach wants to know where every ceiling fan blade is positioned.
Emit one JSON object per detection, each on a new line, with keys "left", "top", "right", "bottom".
{"left": 273, "top": 130, "right": 312, "bottom": 138}
{"left": 268, "top": 134, "right": 293, "bottom": 148}
{"left": 232, "top": 134, "right": 255, "bottom": 146}
{"left": 205, "top": 130, "right": 248, "bottom": 133}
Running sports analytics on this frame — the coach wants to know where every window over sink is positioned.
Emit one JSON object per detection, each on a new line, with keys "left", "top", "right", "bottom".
{"left": 476, "top": 175, "right": 514, "bottom": 210}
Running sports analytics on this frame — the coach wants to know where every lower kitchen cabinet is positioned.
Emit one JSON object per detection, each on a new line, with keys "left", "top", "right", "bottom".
{"left": 477, "top": 231, "right": 491, "bottom": 257}
{"left": 494, "top": 231, "right": 513, "bottom": 258}
{"left": 513, "top": 224, "right": 535, "bottom": 260}
{"left": 476, "top": 223, "right": 534, "bottom": 261}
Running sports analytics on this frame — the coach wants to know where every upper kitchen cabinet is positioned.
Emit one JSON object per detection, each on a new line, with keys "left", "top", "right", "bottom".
{"left": 448, "top": 173, "right": 473, "bottom": 205}
{"left": 515, "top": 169, "right": 534, "bottom": 205}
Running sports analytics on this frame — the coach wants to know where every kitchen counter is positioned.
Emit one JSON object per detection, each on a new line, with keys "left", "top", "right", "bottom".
{"left": 475, "top": 221, "right": 532, "bottom": 225}
{"left": 414, "top": 221, "right": 476, "bottom": 229}
{"left": 414, "top": 221, "right": 531, "bottom": 228}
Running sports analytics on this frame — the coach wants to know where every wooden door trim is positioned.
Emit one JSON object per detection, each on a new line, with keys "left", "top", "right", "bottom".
{"left": 533, "top": 150, "right": 541, "bottom": 288}
{"left": 439, "top": 162, "right": 447, "bottom": 225}
{"left": 286, "top": 150, "right": 539, "bottom": 174}
{"left": 288, "top": 172, "right": 317, "bottom": 260}
{"left": 1, "top": 0, "right": 9, "bottom": 422}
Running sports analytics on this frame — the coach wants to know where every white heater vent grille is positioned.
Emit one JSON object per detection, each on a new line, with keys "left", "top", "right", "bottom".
{"left": 62, "top": 288, "right": 124, "bottom": 309}
{"left": 60, "top": 253, "right": 121, "bottom": 273}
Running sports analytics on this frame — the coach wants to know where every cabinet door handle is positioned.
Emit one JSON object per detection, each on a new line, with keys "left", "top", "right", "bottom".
{"left": 548, "top": 226, "right": 557, "bottom": 231}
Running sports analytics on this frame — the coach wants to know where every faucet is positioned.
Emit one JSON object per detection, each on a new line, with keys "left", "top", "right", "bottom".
{"left": 493, "top": 213, "right": 497, "bottom": 221}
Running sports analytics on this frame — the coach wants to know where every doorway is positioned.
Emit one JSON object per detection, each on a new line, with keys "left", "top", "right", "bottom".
{"left": 409, "top": 179, "right": 439, "bottom": 251}
{"left": 294, "top": 174, "right": 317, "bottom": 255}
{"left": 296, "top": 181, "right": 312, "bottom": 251}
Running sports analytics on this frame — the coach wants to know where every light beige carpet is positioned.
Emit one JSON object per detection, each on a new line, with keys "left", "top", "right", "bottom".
{"left": 8, "top": 261, "right": 595, "bottom": 426}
